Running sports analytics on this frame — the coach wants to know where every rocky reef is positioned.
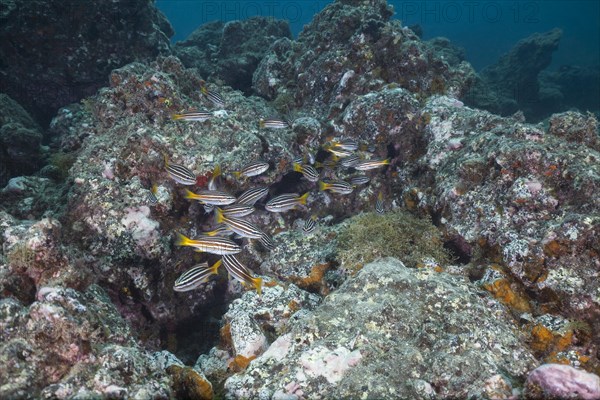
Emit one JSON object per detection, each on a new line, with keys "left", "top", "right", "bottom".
{"left": 174, "top": 17, "right": 292, "bottom": 94}
{"left": 0, "top": 0, "right": 173, "bottom": 127}
{"left": 465, "top": 28, "right": 599, "bottom": 122}
{"left": 1, "top": 0, "right": 599, "bottom": 398}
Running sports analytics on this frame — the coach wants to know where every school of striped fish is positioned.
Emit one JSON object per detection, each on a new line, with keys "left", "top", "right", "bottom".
{"left": 160, "top": 84, "right": 391, "bottom": 296}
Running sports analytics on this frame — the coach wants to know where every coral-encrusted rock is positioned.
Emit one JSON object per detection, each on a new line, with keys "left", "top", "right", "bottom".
{"left": 0, "top": 0, "right": 173, "bottom": 126}
{"left": 524, "top": 364, "right": 600, "bottom": 400}
{"left": 174, "top": 17, "right": 292, "bottom": 93}
{"left": 260, "top": 223, "right": 339, "bottom": 294}
{"left": 224, "top": 258, "right": 537, "bottom": 399}
{"left": 394, "top": 96, "right": 600, "bottom": 360}
{"left": 1, "top": 217, "right": 91, "bottom": 301}
{"left": 51, "top": 55, "right": 302, "bottom": 352}
{"left": 0, "top": 94, "right": 44, "bottom": 186}
{"left": 253, "top": 0, "right": 474, "bottom": 119}
{"left": 465, "top": 29, "right": 562, "bottom": 121}
{"left": 0, "top": 285, "right": 180, "bottom": 399}
{"left": 196, "top": 283, "right": 319, "bottom": 384}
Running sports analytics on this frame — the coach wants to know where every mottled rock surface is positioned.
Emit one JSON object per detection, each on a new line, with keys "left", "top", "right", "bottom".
{"left": 174, "top": 17, "right": 292, "bottom": 93}
{"left": 0, "top": 285, "right": 178, "bottom": 399}
{"left": 0, "top": 0, "right": 173, "bottom": 126}
{"left": 0, "top": 94, "right": 44, "bottom": 186}
{"left": 225, "top": 258, "right": 537, "bottom": 399}
{"left": 253, "top": 0, "right": 475, "bottom": 119}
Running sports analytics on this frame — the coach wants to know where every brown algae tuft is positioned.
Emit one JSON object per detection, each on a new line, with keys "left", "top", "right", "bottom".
{"left": 337, "top": 210, "right": 452, "bottom": 272}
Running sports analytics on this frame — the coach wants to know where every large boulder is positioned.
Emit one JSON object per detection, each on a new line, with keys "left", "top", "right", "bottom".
{"left": 225, "top": 258, "right": 537, "bottom": 399}
{"left": 174, "top": 17, "right": 292, "bottom": 93}
{"left": 0, "top": 0, "right": 173, "bottom": 127}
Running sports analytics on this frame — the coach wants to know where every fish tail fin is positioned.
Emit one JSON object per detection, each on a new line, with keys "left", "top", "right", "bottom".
{"left": 298, "top": 192, "right": 309, "bottom": 205}
{"left": 162, "top": 152, "right": 169, "bottom": 167}
{"left": 383, "top": 159, "right": 390, "bottom": 165}
{"left": 213, "top": 164, "right": 221, "bottom": 179}
{"left": 315, "top": 161, "right": 323, "bottom": 169}
{"left": 215, "top": 207, "right": 225, "bottom": 224}
{"left": 318, "top": 181, "right": 328, "bottom": 191}
{"left": 292, "top": 163, "right": 303, "bottom": 173}
{"left": 258, "top": 119, "right": 265, "bottom": 129}
{"left": 200, "top": 85, "right": 208, "bottom": 95}
{"left": 176, "top": 233, "right": 192, "bottom": 247}
{"left": 171, "top": 114, "right": 183, "bottom": 121}
{"left": 184, "top": 189, "right": 196, "bottom": 200}
{"left": 254, "top": 277, "right": 263, "bottom": 295}
{"left": 232, "top": 171, "right": 242, "bottom": 179}
{"left": 151, "top": 183, "right": 158, "bottom": 195}
{"left": 209, "top": 259, "right": 222, "bottom": 274}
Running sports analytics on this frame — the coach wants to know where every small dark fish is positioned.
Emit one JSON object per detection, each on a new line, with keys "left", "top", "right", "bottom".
{"left": 164, "top": 155, "right": 196, "bottom": 185}
{"left": 259, "top": 118, "right": 290, "bottom": 129}
{"left": 375, "top": 192, "right": 385, "bottom": 214}
{"left": 174, "top": 260, "right": 222, "bottom": 292}
{"left": 236, "top": 186, "right": 269, "bottom": 205}
{"left": 293, "top": 162, "right": 319, "bottom": 182}
{"left": 200, "top": 85, "right": 225, "bottom": 108}
{"left": 222, "top": 254, "right": 263, "bottom": 295}
{"left": 318, "top": 180, "right": 354, "bottom": 195}
{"left": 233, "top": 161, "right": 269, "bottom": 178}
{"left": 350, "top": 175, "right": 370, "bottom": 186}
{"left": 184, "top": 189, "right": 237, "bottom": 205}
{"left": 354, "top": 158, "right": 390, "bottom": 171}
{"left": 172, "top": 111, "right": 213, "bottom": 121}
{"left": 176, "top": 233, "right": 241, "bottom": 255}
{"left": 302, "top": 215, "right": 318, "bottom": 234}
{"left": 265, "top": 192, "right": 309, "bottom": 212}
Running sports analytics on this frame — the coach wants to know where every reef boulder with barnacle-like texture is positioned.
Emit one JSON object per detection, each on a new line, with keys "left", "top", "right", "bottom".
{"left": 41, "top": 54, "right": 304, "bottom": 362}
{"left": 0, "top": 284, "right": 193, "bottom": 399}
{"left": 393, "top": 96, "right": 600, "bottom": 371}
{"left": 174, "top": 16, "right": 292, "bottom": 94}
{"left": 253, "top": 0, "right": 475, "bottom": 120}
{"left": 224, "top": 258, "right": 537, "bottom": 399}
{"left": 0, "top": 0, "right": 173, "bottom": 127}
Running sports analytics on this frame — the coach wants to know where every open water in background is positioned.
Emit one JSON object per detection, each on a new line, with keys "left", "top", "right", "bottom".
{"left": 157, "top": 0, "right": 600, "bottom": 71}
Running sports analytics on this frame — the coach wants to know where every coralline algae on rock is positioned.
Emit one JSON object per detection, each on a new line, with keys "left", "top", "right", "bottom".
{"left": 224, "top": 258, "right": 537, "bottom": 399}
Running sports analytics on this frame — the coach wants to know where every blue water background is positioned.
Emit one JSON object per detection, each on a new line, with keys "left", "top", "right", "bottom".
{"left": 156, "top": 0, "right": 599, "bottom": 71}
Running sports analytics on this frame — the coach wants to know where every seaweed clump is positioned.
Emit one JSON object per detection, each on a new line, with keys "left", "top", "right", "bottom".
{"left": 337, "top": 210, "right": 452, "bottom": 272}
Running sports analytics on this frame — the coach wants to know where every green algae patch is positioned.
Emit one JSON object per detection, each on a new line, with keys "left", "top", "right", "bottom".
{"left": 337, "top": 210, "right": 452, "bottom": 272}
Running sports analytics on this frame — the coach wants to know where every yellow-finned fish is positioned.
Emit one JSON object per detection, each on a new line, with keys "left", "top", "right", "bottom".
{"left": 353, "top": 158, "right": 390, "bottom": 171}
{"left": 173, "top": 260, "right": 222, "bottom": 292}
{"left": 222, "top": 254, "right": 263, "bottom": 295}
{"left": 172, "top": 111, "right": 213, "bottom": 122}
{"left": 318, "top": 180, "right": 354, "bottom": 195}
{"left": 164, "top": 154, "right": 196, "bottom": 185}
{"left": 184, "top": 189, "right": 237, "bottom": 205}
{"left": 293, "top": 162, "right": 319, "bottom": 182}
{"left": 232, "top": 161, "right": 269, "bottom": 178}
{"left": 215, "top": 208, "right": 264, "bottom": 239}
{"left": 176, "top": 233, "right": 241, "bottom": 255}
{"left": 265, "top": 192, "right": 309, "bottom": 212}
